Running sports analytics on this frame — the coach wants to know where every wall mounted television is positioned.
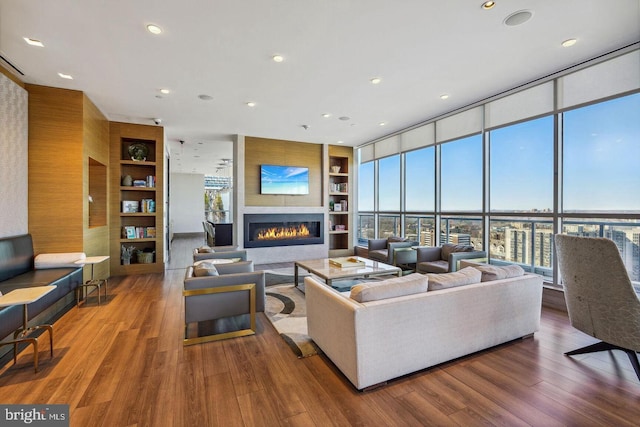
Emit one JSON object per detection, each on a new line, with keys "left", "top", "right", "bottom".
{"left": 260, "top": 164, "right": 309, "bottom": 195}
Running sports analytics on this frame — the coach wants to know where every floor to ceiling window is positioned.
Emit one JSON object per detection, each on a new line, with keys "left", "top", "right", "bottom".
{"left": 356, "top": 49, "right": 640, "bottom": 287}
{"left": 405, "top": 146, "right": 435, "bottom": 212}
{"left": 440, "top": 135, "right": 482, "bottom": 212}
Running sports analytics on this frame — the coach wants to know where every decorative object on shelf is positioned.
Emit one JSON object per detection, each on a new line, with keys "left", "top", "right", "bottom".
{"left": 122, "top": 175, "right": 133, "bottom": 186}
{"left": 122, "top": 200, "right": 139, "bottom": 213}
{"left": 137, "top": 249, "right": 155, "bottom": 264}
{"left": 121, "top": 245, "right": 136, "bottom": 265}
{"left": 128, "top": 143, "right": 149, "bottom": 161}
{"left": 331, "top": 166, "right": 341, "bottom": 173}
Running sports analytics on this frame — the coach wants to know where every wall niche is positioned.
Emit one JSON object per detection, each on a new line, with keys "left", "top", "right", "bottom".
{"left": 89, "top": 157, "right": 107, "bottom": 228}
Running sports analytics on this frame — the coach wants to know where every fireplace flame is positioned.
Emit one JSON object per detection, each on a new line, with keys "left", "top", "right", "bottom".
{"left": 257, "top": 224, "right": 310, "bottom": 240}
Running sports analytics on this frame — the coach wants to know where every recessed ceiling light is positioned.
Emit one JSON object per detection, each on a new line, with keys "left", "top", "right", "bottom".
{"left": 370, "top": 77, "right": 382, "bottom": 85}
{"left": 339, "top": 116, "right": 350, "bottom": 121}
{"left": 198, "top": 94, "right": 213, "bottom": 101}
{"left": 23, "top": 37, "right": 44, "bottom": 47}
{"left": 504, "top": 10, "right": 533, "bottom": 26}
{"left": 379, "top": 122, "right": 386, "bottom": 126}
{"left": 322, "top": 113, "right": 331, "bottom": 118}
{"left": 440, "top": 94, "right": 449, "bottom": 100}
{"left": 159, "top": 88, "right": 170, "bottom": 94}
{"left": 481, "top": 1, "right": 495, "bottom": 10}
{"left": 272, "top": 55, "right": 284, "bottom": 62}
{"left": 337, "top": 140, "right": 344, "bottom": 144}
{"left": 146, "top": 24, "right": 162, "bottom": 35}
{"left": 246, "top": 101, "right": 256, "bottom": 107}
{"left": 58, "top": 72, "right": 73, "bottom": 80}
{"left": 561, "top": 38, "right": 577, "bottom": 47}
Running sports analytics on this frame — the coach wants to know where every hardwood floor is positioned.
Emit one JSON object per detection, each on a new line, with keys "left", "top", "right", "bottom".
{"left": 1, "top": 235, "right": 639, "bottom": 426}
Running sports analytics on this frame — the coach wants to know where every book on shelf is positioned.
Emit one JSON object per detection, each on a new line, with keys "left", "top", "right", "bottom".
{"left": 140, "top": 199, "right": 156, "bottom": 213}
{"left": 329, "top": 182, "right": 348, "bottom": 193}
{"left": 123, "top": 226, "right": 136, "bottom": 239}
{"left": 329, "top": 257, "right": 365, "bottom": 268}
{"left": 123, "top": 226, "right": 156, "bottom": 239}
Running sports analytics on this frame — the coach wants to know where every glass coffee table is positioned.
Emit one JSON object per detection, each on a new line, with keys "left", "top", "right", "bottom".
{"left": 294, "top": 256, "right": 401, "bottom": 289}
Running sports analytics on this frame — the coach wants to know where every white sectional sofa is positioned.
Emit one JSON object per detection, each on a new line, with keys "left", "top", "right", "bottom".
{"left": 305, "top": 268, "right": 543, "bottom": 390}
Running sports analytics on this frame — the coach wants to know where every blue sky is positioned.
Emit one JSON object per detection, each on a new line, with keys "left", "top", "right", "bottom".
{"left": 359, "top": 92, "right": 640, "bottom": 213}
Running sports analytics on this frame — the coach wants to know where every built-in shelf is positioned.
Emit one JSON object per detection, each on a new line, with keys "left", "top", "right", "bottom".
{"left": 328, "top": 145, "right": 353, "bottom": 257}
{"left": 109, "top": 122, "right": 164, "bottom": 275}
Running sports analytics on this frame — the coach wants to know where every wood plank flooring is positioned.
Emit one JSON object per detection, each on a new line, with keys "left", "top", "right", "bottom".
{"left": 1, "top": 235, "right": 639, "bottom": 426}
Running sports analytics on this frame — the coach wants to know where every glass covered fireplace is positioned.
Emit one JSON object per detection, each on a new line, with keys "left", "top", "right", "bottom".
{"left": 244, "top": 213, "right": 324, "bottom": 248}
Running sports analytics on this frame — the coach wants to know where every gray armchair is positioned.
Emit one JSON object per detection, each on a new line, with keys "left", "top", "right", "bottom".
{"left": 183, "top": 260, "right": 265, "bottom": 345}
{"left": 193, "top": 247, "right": 246, "bottom": 262}
{"left": 554, "top": 234, "right": 640, "bottom": 380}
{"left": 415, "top": 243, "right": 487, "bottom": 274}
{"left": 367, "top": 237, "right": 418, "bottom": 266}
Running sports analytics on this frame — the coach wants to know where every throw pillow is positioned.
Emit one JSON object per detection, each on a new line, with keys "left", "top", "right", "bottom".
{"left": 426, "top": 267, "right": 481, "bottom": 291}
{"left": 197, "top": 246, "right": 215, "bottom": 253}
{"left": 441, "top": 243, "right": 474, "bottom": 260}
{"left": 350, "top": 273, "right": 428, "bottom": 303}
{"left": 473, "top": 264, "right": 525, "bottom": 282}
{"left": 193, "top": 262, "right": 219, "bottom": 277}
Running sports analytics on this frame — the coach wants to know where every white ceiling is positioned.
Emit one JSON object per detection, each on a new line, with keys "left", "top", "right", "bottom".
{"left": 1, "top": 1, "right": 639, "bottom": 175}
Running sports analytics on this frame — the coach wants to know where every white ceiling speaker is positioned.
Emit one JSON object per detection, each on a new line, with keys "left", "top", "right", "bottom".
{"left": 504, "top": 10, "right": 533, "bottom": 26}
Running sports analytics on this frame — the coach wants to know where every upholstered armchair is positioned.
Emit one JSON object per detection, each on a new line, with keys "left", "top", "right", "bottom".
{"left": 554, "top": 234, "right": 640, "bottom": 380}
{"left": 183, "top": 260, "right": 265, "bottom": 345}
{"left": 415, "top": 243, "right": 487, "bottom": 274}
{"left": 367, "top": 237, "right": 419, "bottom": 266}
{"left": 193, "top": 246, "right": 246, "bottom": 262}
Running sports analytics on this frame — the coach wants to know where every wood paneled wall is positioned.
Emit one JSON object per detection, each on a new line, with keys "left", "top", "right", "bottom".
{"left": 26, "top": 85, "right": 110, "bottom": 280}
{"left": 244, "top": 137, "right": 323, "bottom": 207}
{"left": 83, "top": 95, "right": 110, "bottom": 279}
{"left": 27, "top": 85, "right": 84, "bottom": 254}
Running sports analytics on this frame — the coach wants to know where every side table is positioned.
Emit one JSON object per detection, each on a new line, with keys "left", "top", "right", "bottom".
{"left": 0, "top": 286, "right": 56, "bottom": 372}
{"left": 75, "top": 255, "right": 110, "bottom": 306}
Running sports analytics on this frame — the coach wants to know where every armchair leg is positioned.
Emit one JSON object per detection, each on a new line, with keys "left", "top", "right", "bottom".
{"left": 624, "top": 350, "right": 640, "bottom": 381}
{"left": 566, "top": 341, "right": 640, "bottom": 381}
{"left": 565, "top": 341, "right": 616, "bottom": 356}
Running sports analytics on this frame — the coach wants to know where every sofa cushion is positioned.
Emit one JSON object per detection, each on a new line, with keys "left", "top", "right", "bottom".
{"left": 34, "top": 252, "right": 86, "bottom": 269}
{"left": 368, "top": 249, "right": 388, "bottom": 262}
{"left": 473, "top": 264, "right": 525, "bottom": 282}
{"left": 418, "top": 260, "right": 449, "bottom": 274}
{"left": 387, "top": 236, "right": 407, "bottom": 243}
{"left": 197, "top": 246, "right": 215, "bottom": 253}
{"left": 193, "top": 262, "right": 219, "bottom": 277}
{"left": 350, "top": 273, "right": 428, "bottom": 303}
{"left": 441, "top": 244, "right": 474, "bottom": 260}
{"left": 426, "top": 267, "right": 481, "bottom": 291}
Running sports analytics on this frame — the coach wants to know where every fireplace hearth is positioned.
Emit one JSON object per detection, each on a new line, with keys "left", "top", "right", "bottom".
{"left": 244, "top": 214, "right": 324, "bottom": 248}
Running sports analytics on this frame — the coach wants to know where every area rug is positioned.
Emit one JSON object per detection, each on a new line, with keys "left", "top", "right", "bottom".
{"left": 263, "top": 267, "right": 308, "bottom": 286}
{"left": 265, "top": 284, "right": 320, "bottom": 358}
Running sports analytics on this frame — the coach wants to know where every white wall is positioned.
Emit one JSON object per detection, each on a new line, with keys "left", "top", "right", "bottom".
{"left": 170, "top": 173, "right": 204, "bottom": 234}
{"left": 0, "top": 73, "right": 28, "bottom": 238}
